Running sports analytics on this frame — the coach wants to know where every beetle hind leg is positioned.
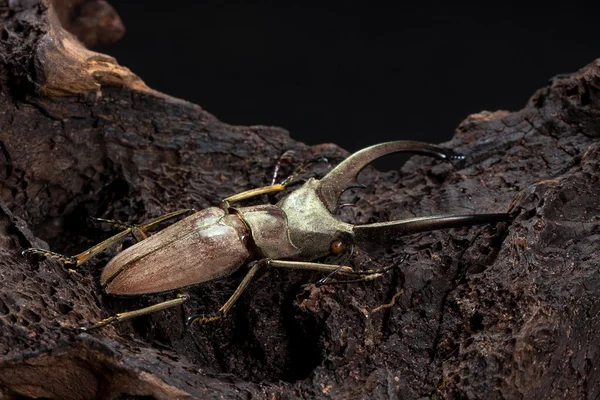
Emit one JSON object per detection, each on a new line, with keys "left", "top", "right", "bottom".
{"left": 90, "top": 217, "right": 149, "bottom": 241}
{"left": 21, "top": 248, "right": 78, "bottom": 265}
{"left": 186, "top": 260, "right": 263, "bottom": 327}
{"left": 91, "top": 208, "right": 194, "bottom": 242}
{"left": 81, "top": 293, "right": 190, "bottom": 331}
{"left": 22, "top": 228, "right": 134, "bottom": 267}
{"left": 22, "top": 209, "right": 195, "bottom": 267}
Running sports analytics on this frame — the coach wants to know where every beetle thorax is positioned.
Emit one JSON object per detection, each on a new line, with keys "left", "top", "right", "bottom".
{"left": 277, "top": 178, "right": 354, "bottom": 260}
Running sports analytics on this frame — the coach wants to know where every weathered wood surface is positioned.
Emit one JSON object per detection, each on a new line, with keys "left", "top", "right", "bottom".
{"left": 0, "top": 1, "right": 599, "bottom": 399}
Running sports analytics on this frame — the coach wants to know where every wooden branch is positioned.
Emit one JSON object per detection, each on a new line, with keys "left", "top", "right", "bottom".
{"left": 1, "top": 1, "right": 599, "bottom": 399}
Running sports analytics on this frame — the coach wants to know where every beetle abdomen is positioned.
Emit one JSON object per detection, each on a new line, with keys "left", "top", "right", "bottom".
{"left": 101, "top": 207, "right": 250, "bottom": 295}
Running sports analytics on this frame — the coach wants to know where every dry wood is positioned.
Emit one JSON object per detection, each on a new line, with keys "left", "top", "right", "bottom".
{"left": 1, "top": 1, "right": 599, "bottom": 399}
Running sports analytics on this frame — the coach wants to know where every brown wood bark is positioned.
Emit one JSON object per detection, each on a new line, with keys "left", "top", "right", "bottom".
{"left": 1, "top": 1, "right": 599, "bottom": 399}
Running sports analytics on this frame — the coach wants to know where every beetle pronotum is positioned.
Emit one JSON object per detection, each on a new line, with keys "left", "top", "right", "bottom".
{"left": 23, "top": 141, "right": 509, "bottom": 330}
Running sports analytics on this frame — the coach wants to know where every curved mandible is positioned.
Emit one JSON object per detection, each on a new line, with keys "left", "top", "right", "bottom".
{"left": 353, "top": 213, "right": 510, "bottom": 243}
{"left": 317, "top": 141, "right": 464, "bottom": 212}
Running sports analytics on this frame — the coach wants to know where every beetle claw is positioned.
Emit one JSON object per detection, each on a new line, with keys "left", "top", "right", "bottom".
{"left": 89, "top": 217, "right": 132, "bottom": 230}
{"left": 344, "top": 183, "right": 367, "bottom": 191}
{"left": 80, "top": 315, "right": 117, "bottom": 331}
{"left": 186, "top": 310, "right": 225, "bottom": 328}
{"left": 22, "top": 248, "right": 78, "bottom": 265}
{"left": 317, "top": 255, "right": 407, "bottom": 285}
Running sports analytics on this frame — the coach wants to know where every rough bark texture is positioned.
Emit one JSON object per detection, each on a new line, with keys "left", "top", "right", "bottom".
{"left": 1, "top": 1, "right": 599, "bottom": 399}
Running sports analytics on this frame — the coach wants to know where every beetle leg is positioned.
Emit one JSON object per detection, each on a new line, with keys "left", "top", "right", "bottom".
{"left": 221, "top": 157, "right": 328, "bottom": 209}
{"left": 132, "top": 208, "right": 196, "bottom": 240}
{"left": 90, "top": 217, "right": 147, "bottom": 242}
{"left": 271, "top": 150, "right": 329, "bottom": 187}
{"left": 187, "top": 260, "right": 264, "bottom": 326}
{"left": 137, "top": 208, "right": 196, "bottom": 230}
{"left": 84, "top": 257, "right": 387, "bottom": 330}
{"left": 22, "top": 209, "right": 194, "bottom": 266}
{"left": 108, "top": 208, "right": 195, "bottom": 241}
{"left": 265, "top": 259, "right": 382, "bottom": 277}
{"left": 22, "top": 228, "right": 134, "bottom": 266}
{"left": 271, "top": 149, "right": 296, "bottom": 185}
{"left": 221, "top": 184, "right": 288, "bottom": 208}
{"left": 90, "top": 217, "right": 151, "bottom": 242}
{"left": 277, "top": 156, "right": 328, "bottom": 187}
{"left": 89, "top": 217, "right": 134, "bottom": 231}
{"left": 80, "top": 293, "right": 191, "bottom": 331}
{"left": 187, "top": 258, "right": 384, "bottom": 327}
{"left": 316, "top": 244, "right": 355, "bottom": 285}
{"left": 317, "top": 255, "right": 408, "bottom": 286}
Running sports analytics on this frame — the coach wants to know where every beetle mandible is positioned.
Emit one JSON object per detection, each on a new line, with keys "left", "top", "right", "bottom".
{"left": 23, "top": 141, "right": 510, "bottom": 330}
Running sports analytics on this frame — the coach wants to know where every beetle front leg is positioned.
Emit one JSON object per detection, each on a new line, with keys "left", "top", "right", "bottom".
{"left": 316, "top": 255, "right": 408, "bottom": 285}
{"left": 266, "top": 259, "right": 385, "bottom": 280}
{"left": 219, "top": 175, "right": 300, "bottom": 208}
{"left": 220, "top": 157, "right": 327, "bottom": 209}
{"left": 221, "top": 185, "right": 288, "bottom": 209}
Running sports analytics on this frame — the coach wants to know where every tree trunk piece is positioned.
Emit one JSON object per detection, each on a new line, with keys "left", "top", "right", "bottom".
{"left": 1, "top": 1, "right": 599, "bottom": 399}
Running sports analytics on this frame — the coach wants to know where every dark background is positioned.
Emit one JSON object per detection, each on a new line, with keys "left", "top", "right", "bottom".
{"left": 101, "top": 3, "right": 599, "bottom": 159}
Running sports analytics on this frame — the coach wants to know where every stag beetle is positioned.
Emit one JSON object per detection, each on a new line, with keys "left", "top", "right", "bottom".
{"left": 23, "top": 141, "right": 509, "bottom": 330}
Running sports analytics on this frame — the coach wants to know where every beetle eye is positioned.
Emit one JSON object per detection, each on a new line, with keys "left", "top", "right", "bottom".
{"left": 330, "top": 239, "right": 344, "bottom": 255}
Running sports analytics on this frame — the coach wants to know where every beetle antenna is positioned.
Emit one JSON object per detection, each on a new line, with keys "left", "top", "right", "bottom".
{"left": 271, "top": 150, "right": 296, "bottom": 185}
{"left": 279, "top": 156, "right": 329, "bottom": 188}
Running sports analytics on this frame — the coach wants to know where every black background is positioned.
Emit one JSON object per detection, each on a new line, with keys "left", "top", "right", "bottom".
{"left": 101, "top": 3, "right": 599, "bottom": 157}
